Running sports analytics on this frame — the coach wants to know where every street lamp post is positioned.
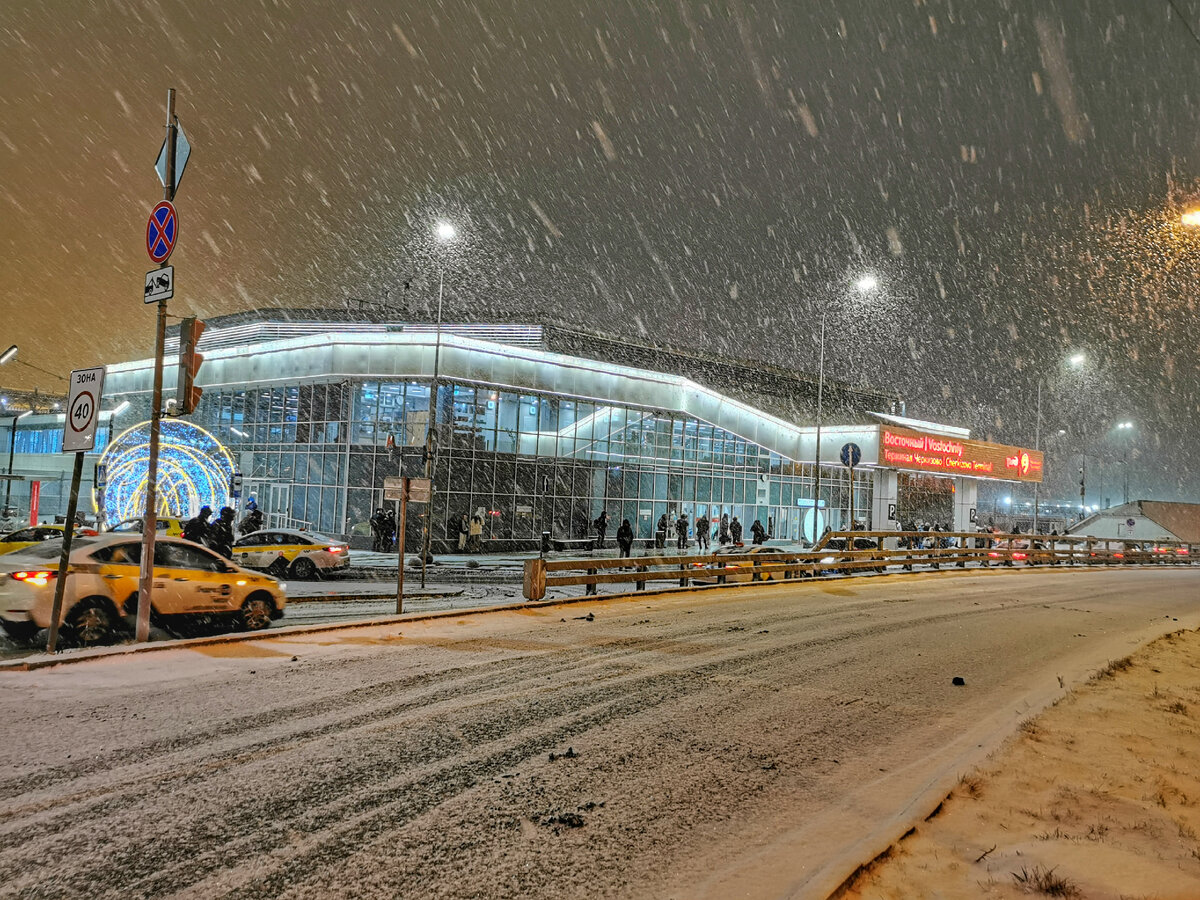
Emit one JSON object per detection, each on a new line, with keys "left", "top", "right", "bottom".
{"left": 1116, "top": 421, "right": 1134, "bottom": 504}
{"left": 810, "top": 276, "right": 878, "bottom": 541}
{"left": 3, "top": 410, "right": 31, "bottom": 514}
{"left": 419, "top": 221, "right": 457, "bottom": 589}
{"left": 1033, "top": 353, "right": 1087, "bottom": 535}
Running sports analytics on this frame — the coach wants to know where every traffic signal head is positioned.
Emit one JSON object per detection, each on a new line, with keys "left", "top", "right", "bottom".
{"left": 175, "top": 316, "right": 205, "bottom": 415}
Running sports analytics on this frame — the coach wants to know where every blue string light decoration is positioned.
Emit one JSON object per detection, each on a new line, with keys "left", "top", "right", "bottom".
{"left": 95, "top": 419, "right": 235, "bottom": 522}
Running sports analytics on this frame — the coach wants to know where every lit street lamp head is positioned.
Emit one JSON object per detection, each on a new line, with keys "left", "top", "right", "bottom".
{"left": 855, "top": 275, "right": 879, "bottom": 293}
{"left": 435, "top": 221, "right": 457, "bottom": 242}
{"left": 0, "top": 345, "right": 16, "bottom": 365}
{"left": 1069, "top": 352, "right": 1086, "bottom": 366}
{"left": 1182, "top": 210, "right": 1200, "bottom": 227}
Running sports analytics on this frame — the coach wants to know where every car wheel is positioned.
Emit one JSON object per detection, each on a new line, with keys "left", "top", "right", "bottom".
{"left": 290, "top": 557, "right": 318, "bottom": 580}
{"left": 1, "top": 620, "right": 39, "bottom": 643}
{"left": 67, "top": 597, "right": 117, "bottom": 646}
{"left": 239, "top": 594, "right": 275, "bottom": 631}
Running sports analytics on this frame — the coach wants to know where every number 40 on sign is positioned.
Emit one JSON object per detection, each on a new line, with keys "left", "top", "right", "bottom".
{"left": 63, "top": 366, "right": 106, "bottom": 454}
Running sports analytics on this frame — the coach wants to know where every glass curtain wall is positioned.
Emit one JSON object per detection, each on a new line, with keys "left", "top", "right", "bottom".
{"left": 186, "top": 377, "right": 873, "bottom": 545}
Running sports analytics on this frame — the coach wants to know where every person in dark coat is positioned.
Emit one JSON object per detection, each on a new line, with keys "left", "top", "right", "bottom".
{"left": 694, "top": 513, "right": 710, "bottom": 552}
{"left": 730, "top": 516, "right": 743, "bottom": 545}
{"left": 593, "top": 510, "right": 609, "bottom": 549}
{"left": 750, "top": 519, "right": 766, "bottom": 545}
{"left": 655, "top": 513, "right": 669, "bottom": 549}
{"left": 182, "top": 506, "right": 212, "bottom": 544}
{"left": 238, "top": 507, "right": 264, "bottom": 536}
{"left": 616, "top": 518, "right": 634, "bottom": 558}
{"left": 675, "top": 513, "right": 689, "bottom": 550}
{"left": 208, "top": 507, "right": 236, "bottom": 558}
{"left": 369, "top": 508, "right": 386, "bottom": 551}
{"left": 384, "top": 509, "right": 397, "bottom": 551}
{"left": 718, "top": 513, "right": 731, "bottom": 544}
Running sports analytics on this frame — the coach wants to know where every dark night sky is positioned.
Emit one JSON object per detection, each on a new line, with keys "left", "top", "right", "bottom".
{"left": 3, "top": 0, "right": 1200, "bottom": 501}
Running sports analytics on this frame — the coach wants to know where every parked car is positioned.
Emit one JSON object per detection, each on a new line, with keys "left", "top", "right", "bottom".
{"left": 0, "top": 523, "right": 98, "bottom": 557}
{"left": 0, "top": 534, "right": 285, "bottom": 645}
{"left": 105, "top": 516, "right": 186, "bottom": 537}
{"left": 690, "top": 546, "right": 791, "bottom": 585}
{"left": 232, "top": 529, "right": 350, "bottom": 579}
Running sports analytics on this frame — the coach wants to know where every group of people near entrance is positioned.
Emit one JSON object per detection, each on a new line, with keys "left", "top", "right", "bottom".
{"left": 181, "top": 503, "right": 264, "bottom": 559}
{"left": 592, "top": 509, "right": 768, "bottom": 556}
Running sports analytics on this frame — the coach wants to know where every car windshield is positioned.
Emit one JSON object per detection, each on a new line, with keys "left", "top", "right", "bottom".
{"left": 8, "top": 537, "right": 98, "bottom": 560}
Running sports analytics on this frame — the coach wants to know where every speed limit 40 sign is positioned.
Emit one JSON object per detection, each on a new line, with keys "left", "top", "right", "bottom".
{"left": 63, "top": 366, "right": 106, "bottom": 453}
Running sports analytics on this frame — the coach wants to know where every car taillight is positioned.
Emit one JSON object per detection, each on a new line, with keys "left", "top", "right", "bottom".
{"left": 1012, "top": 552, "right": 1027, "bottom": 560}
{"left": 12, "top": 571, "right": 56, "bottom": 587}
{"left": 1114, "top": 552, "right": 1124, "bottom": 559}
{"left": 1177, "top": 548, "right": 1190, "bottom": 556}
{"left": 327, "top": 545, "right": 346, "bottom": 554}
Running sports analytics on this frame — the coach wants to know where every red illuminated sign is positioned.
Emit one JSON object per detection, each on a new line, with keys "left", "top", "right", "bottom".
{"left": 880, "top": 427, "right": 1043, "bottom": 483}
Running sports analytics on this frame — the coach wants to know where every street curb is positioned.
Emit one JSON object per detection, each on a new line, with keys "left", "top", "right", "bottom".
{"left": 2, "top": 565, "right": 1185, "bottom": 673}
{"left": 287, "top": 589, "right": 464, "bottom": 604}
{"left": 0, "top": 587, "right": 676, "bottom": 672}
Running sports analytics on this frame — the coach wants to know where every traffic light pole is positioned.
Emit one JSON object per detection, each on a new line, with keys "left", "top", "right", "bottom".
{"left": 135, "top": 88, "right": 176, "bottom": 642}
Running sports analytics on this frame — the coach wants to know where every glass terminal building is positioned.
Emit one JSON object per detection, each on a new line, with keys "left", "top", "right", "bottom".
{"left": 2, "top": 311, "right": 1043, "bottom": 550}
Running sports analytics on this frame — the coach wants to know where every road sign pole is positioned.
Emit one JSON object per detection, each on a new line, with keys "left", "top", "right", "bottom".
{"left": 396, "top": 477, "right": 409, "bottom": 615}
{"left": 848, "top": 463, "right": 855, "bottom": 531}
{"left": 136, "top": 88, "right": 177, "bottom": 643}
{"left": 45, "top": 451, "right": 85, "bottom": 653}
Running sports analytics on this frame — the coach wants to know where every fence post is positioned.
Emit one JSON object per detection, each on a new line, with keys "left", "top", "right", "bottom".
{"left": 679, "top": 562, "right": 688, "bottom": 587}
{"left": 523, "top": 558, "right": 546, "bottom": 601}
{"left": 636, "top": 564, "right": 646, "bottom": 591}
{"left": 586, "top": 567, "right": 598, "bottom": 595}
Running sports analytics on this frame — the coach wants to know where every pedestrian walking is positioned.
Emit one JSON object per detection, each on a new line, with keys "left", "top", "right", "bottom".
{"left": 384, "top": 509, "right": 397, "bottom": 551}
{"left": 730, "top": 515, "right": 743, "bottom": 545}
{"left": 468, "top": 514, "right": 483, "bottom": 552}
{"left": 369, "top": 508, "right": 385, "bottom": 551}
{"left": 457, "top": 513, "right": 470, "bottom": 551}
{"left": 694, "top": 512, "right": 710, "bottom": 552}
{"left": 675, "top": 513, "right": 689, "bottom": 550}
{"left": 655, "top": 513, "right": 669, "bottom": 549}
{"left": 616, "top": 518, "right": 634, "bottom": 558}
{"left": 207, "top": 507, "right": 236, "bottom": 558}
{"left": 593, "top": 510, "right": 609, "bottom": 549}
{"left": 750, "top": 519, "right": 766, "bottom": 545}
{"left": 182, "top": 506, "right": 212, "bottom": 545}
{"left": 238, "top": 507, "right": 264, "bottom": 536}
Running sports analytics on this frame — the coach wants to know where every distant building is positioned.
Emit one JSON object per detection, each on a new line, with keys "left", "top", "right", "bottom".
{"left": 3, "top": 310, "right": 1043, "bottom": 548}
{"left": 1071, "top": 501, "right": 1200, "bottom": 543}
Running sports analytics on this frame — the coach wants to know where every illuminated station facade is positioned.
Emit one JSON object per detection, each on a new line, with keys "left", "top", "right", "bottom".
{"left": 6, "top": 310, "right": 1044, "bottom": 548}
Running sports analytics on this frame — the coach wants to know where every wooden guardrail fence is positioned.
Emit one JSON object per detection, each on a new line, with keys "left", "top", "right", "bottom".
{"left": 521, "top": 531, "right": 1196, "bottom": 601}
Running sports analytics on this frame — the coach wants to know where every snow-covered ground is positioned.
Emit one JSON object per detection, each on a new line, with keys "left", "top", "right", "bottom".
{"left": 1, "top": 569, "right": 1198, "bottom": 899}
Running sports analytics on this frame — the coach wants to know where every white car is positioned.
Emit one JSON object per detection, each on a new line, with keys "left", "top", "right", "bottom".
{"left": 0, "top": 533, "right": 286, "bottom": 646}
{"left": 232, "top": 529, "right": 350, "bottom": 580}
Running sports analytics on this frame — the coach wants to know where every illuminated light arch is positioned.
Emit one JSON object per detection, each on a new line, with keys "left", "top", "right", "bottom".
{"left": 95, "top": 419, "right": 235, "bottom": 523}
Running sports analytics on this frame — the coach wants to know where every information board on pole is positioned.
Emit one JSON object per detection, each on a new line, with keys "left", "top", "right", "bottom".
{"left": 62, "top": 367, "right": 106, "bottom": 453}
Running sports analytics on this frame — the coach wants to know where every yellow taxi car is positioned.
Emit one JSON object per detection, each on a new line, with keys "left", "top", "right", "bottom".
{"left": 232, "top": 529, "right": 350, "bottom": 580}
{"left": 0, "top": 523, "right": 98, "bottom": 557}
{"left": 105, "top": 516, "right": 186, "bottom": 537}
{"left": 0, "top": 533, "right": 286, "bottom": 645}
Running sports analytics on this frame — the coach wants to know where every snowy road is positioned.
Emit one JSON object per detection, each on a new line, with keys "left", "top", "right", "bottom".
{"left": 2, "top": 568, "right": 1198, "bottom": 899}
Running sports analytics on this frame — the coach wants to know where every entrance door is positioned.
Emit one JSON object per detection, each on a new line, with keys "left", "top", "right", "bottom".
{"left": 267, "top": 483, "right": 290, "bottom": 529}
